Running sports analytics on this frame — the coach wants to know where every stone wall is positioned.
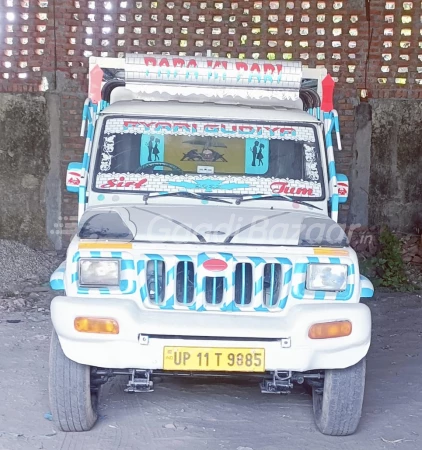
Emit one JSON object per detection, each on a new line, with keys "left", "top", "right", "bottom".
{"left": 369, "top": 100, "right": 422, "bottom": 232}
{"left": 0, "top": 94, "right": 50, "bottom": 248}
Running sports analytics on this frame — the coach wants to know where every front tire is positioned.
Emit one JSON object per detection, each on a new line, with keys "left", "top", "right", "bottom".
{"left": 49, "top": 331, "right": 98, "bottom": 432}
{"left": 312, "top": 358, "right": 366, "bottom": 436}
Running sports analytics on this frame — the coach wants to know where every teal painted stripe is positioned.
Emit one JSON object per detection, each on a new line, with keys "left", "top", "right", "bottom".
{"left": 249, "top": 257, "right": 266, "bottom": 267}
{"left": 254, "top": 305, "right": 269, "bottom": 312}
{"left": 269, "top": 264, "right": 275, "bottom": 306}
{"left": 314, "top": 291, "right": 325, "bottom": 300}
{"left": 219, "top": 253, "right": 234, "bottom": 262}
{"left": 195, "top": 273, "right": 201, "bottom": 295}
{"left": 154, "top": 260, "right": 159, "bottom": 304}
{"left": 50, "top": 279, "right": 64, "bottom": 290}
{"left": 78, "top": 186, "right": 86, "bottom": 204}
{"left": 121, "top": 260, "right": 135, "bottom": 270}
{"left": 307, "top": 257, "right": 320, "bottom": 263}
{"left": 82, "top": 103, "right": 89, "bottom": 120}
{"left": 329, "top": 257, "right": 341, "bottom": 264}
{"left": 167, "top": 266, "right": 175, "bottom": 284}
{"left": 137, "top": 260, "right": 145, "bottom": 274}
{"left": 361, "top": 287, "right": 374, "bottom": 298}
{"left": 279, "top": 296, "right": 288, "bottom": 309}
{"left": 82, "top": 153, "right": 90, "bottom": 170}
{"left": 241, "top": 263, "right": 246, "bottom": 305}
{"left": 283, "top": 268, "right": 292, "bottom": 284}
{"left": 294, "top": 263, "right": 307, "bottom": 274}
{"left": 275, "top": 257, "right": 291, "bottom": 265}
{"left": 331, "top": 194, "right": 339, "bottom": 213}
{"left": 87, "top": 123, "right": 94, "bottom": 140}
{"left": 145, "top": 254, "right": 164, "bottom": 261}
{"left": 183, "top": 262, "right": 188, "bottom": 304}
{"left": 162, "top": 295, "right": 175, "bottom": 310}
{"left": 176, "top": 255, "right": 192, "bottom": 262}
{"left": 328, "top": 160, "right": 336, "bottom": 180}
{"left": 198, "top": 253, "right": 210, "bottom": 266}
{"left": 254, "top": 277, "right": 263, "bottom": 295}
{"left": 335, "top": 283, "right": 353, "bottom": 300}
{"left": 140, "top": 285, "right": 148, "bottom": 301}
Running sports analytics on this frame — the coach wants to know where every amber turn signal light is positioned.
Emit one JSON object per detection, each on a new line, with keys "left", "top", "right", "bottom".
{"left": 308, "top": 320, "right": 352, "bottom": 339}
{"left": 74, "top": 317, "right": 119, "bottom": 334}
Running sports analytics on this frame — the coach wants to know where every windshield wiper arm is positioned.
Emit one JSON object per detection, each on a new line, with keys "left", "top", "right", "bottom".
{"left": 235, "top": 194, "right": 322, "bottom": 211}
{"left": 143, "top": 191, "right": 233, "bottom": 205}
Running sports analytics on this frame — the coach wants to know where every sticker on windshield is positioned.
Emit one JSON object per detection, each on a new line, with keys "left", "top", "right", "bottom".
{"left": 304, "top": 144, "right": 319, "bottom": 181}
{"left": 104, "top": 118, "right": 315, "bottom": 142}
{"left": 197, "top": 165, "right": 215, "bottom": 174}
{"left": 245, "top": 138, "right": 269, "bottom": 174}
{"left": 140, "top": 134, "right": 165, "bottom": 167}
{"left": 96, "top": 173, "right": 322, "bottom": 197}
{"left": 100, "top": 135, "right": 115, "bottom": 172}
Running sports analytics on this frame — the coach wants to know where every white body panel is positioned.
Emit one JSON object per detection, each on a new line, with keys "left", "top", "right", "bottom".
{"left": 51, "top": 296, "right": 371, "bottom": 372}
{"left": 51, "top": 234, "right": 373, "bottom": 372}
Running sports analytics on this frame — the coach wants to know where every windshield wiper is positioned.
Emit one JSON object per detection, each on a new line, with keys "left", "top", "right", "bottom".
{"left": 235, "top": 194, "right": 323, "bottom": 211}
{"left": 143, "top": 191, "right": 233, "bottom": 205}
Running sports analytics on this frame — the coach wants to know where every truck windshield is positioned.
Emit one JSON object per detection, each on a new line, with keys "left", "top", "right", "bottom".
{"left": 93, "top": 117, "right": 324, "bottom": 199}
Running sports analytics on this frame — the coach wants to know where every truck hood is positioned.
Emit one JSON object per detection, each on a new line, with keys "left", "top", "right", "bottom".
{"left": 78, "top": 205, "right": 348, "bottom": 247}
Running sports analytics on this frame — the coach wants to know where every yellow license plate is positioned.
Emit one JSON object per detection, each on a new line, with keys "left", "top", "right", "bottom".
{"left": 163, "top": 347, "right": 265, "bottom": 372}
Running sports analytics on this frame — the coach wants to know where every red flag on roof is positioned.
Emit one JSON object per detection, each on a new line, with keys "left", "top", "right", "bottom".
{"left": 321, "top": 74, "right": 335, "bottom": 112}
{"left": 88, "top": 64, "right": 104, "bottom": 104}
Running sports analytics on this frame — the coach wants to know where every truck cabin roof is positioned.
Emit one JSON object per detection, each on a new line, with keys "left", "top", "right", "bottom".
{"left": 99, "top": 100, "right": 321, "bottom": 124}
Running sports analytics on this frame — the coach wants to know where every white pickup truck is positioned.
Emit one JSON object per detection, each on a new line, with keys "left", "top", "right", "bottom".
{"left": 49, "top": 54, "right": 374, "bottom": 436}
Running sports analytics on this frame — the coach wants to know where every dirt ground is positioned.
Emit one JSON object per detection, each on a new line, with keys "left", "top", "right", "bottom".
{"left": 0, "top": 291, "right": 421, "bottom": 450}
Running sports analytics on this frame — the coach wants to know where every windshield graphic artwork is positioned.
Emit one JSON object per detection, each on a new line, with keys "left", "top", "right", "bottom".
{"left": 94, "top": 118, "right": 324, "bottom": 198}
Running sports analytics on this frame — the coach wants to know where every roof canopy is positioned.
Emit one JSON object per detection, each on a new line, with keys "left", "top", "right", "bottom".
{"left": 89, "top": 54, "right": 326, "bottom": 109}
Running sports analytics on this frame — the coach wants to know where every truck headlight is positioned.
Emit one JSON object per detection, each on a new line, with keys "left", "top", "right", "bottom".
{"left": 306, "top": 264, "right": 348, "bottom": 292}
{"left": 79, "top": 259, "right": 120, "bottom": 287}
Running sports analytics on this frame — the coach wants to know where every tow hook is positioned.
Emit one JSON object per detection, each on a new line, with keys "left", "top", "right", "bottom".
{"left": 260, "top": 371, "right": 324, "bottom": 394}
{"left": 124, "top": 369, "right": 154, "bottom": 393}
{"left": 260, "top": 371, "right": 293, "bottom": 394}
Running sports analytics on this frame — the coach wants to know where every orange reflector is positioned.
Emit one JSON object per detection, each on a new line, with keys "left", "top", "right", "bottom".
{"left": 74, "top": 317, "right": 119, "bottom": 334}
{"left": 78, "top": 242, "right": 132, "bottom": 250}
{"left": 308, "top": 321, "right": 352, "bottom": 339}
{"left": 313, "top": 248, "right": 349, "bottom": 256}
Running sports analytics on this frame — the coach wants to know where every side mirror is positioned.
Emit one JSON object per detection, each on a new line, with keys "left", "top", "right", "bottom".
{"left": 337, "top": 173, "right": 349, "bottom": 204}
{"left": 66, "top": 162, "right": 83, "bottom": 193}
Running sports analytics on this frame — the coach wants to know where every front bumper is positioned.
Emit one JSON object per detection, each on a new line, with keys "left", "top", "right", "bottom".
{"left": 51, "top": 296, "right": 371, "bottom": 372}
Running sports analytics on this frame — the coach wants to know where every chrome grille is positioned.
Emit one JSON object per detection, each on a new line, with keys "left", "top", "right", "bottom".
{"left": 141, "top": 254, "right": 291, "bottom": 311}
{"left": 234, "top": 263, "right": 253, "bottom": 305}
{"left": 263, "top": 263, "right": 282, "bottom": 307}
{"left": 146, "top": 259, "right": 165, "bottom": 304}
{"left": 175, "top": 261, "right": 194, "bottom": 304}
{"left": 204, "top": 276, "right": 224, "bottom": 305}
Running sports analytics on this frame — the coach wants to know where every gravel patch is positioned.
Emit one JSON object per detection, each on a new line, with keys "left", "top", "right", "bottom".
{"left": 0, "top": 239, "right": 61, "bottom": 296}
